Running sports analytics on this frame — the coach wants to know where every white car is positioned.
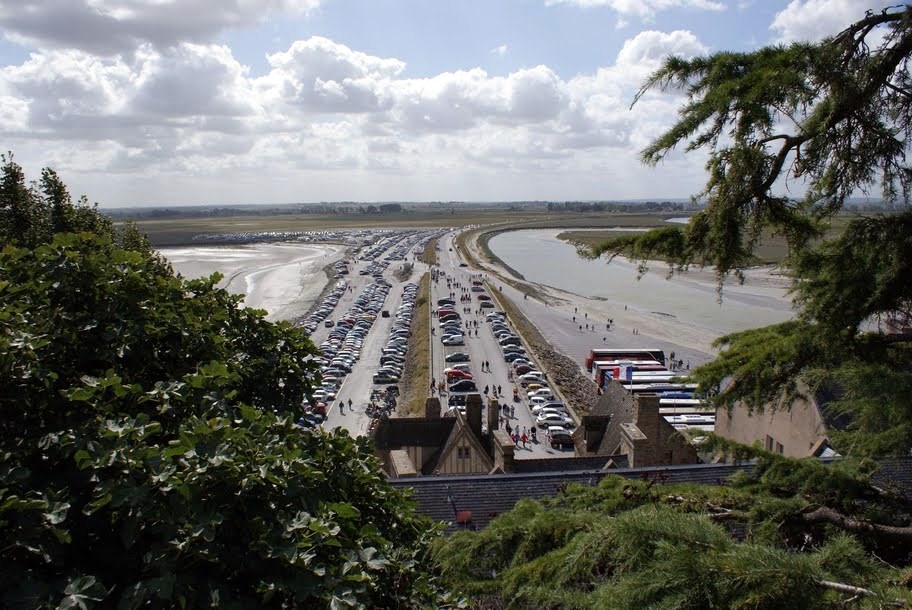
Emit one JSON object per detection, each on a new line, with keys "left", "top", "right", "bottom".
{"left": 536, "top": 408, "right": 568, "bottom": 421}
{"left": 531, "top": 403, "right": 566, "bottom": 415}
{"left": 527, "top": 387, "right": 553, "bottom": 398}
{"left": 536, "top": 413, "right": 575, "bottom": 428}
{"left": 442, "top": 336, "right": 465, "bottom": 346}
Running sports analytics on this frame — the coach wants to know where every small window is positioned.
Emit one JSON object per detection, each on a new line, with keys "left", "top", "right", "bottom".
{"left": 775, "top": 442, "right": 784, "bottom": 455}
{"left": 765, "top": 435, "right": 774, "bottom": 451}
{"left": 457, "top": 446, "right": 470, "bottom": 459}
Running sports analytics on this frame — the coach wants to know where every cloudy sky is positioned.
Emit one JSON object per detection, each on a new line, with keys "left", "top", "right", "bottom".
{"left": 0, "top": 0, "right": 891, "bottom": 206}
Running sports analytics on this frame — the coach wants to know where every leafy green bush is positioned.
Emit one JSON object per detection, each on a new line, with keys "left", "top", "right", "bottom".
{"left": 0, "top": 161, "right": 449, "bottom": 608}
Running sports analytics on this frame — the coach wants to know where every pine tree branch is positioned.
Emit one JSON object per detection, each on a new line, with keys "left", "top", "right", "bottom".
{"left": 816, "top": 580, "right": 907, "bottom": 607}
{"left": 799, "top": 505, "right": 912, "bottom": 541}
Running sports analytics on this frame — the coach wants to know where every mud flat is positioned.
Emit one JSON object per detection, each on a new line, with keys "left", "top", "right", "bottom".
{"left": 159, "top": 243, "right": 344, "bottom": 322}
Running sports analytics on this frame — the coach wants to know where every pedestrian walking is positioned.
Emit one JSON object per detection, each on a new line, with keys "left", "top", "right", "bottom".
{"left": 338, "top": 401, "right": 344, "bottom": 415}
{"left": 497, "top": 384, "right": 502, "bottom": 395}
{"left": 521, "top": 433, "right": 528, "bottom": 448}
{"left": 484, "top": 385, "right": 489, "bottom": 395}
{"left": 348, "top": 399, "right": 353, "bottom": 410}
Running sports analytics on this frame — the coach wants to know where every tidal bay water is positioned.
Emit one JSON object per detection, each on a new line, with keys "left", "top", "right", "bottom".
{"left": 488, "top": 229, "right": 794, "bottom": 336}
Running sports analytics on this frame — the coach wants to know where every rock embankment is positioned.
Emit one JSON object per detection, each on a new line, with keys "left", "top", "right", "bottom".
{"left": 538, "top": 347, "right": 600, "bottom": 417}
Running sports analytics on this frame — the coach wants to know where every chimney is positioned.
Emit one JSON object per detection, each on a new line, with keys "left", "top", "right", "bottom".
{"left": 634, "top": 393, "right": 661, "bottom": 439}
{"left": 424, "top": 397, "right": 441, "bottom": 419}
{"left": 487, "top": 397, "right": 500, "bottom": 432}
{"left": 582, "top": 415, "right": 610, "bottom": 453}
{"left": 493, "top": 430, "right": 515, "bottom": 472}
{"left": 465, "top": 393, "right": 483, "bottom": 440}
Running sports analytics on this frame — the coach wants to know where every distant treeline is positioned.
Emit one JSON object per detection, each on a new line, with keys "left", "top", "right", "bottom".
{"left": 107, "top": 203, "right": 405, "bottom": 220}
{"left": 546, "top": 201, "right": 689, "bottom": 212}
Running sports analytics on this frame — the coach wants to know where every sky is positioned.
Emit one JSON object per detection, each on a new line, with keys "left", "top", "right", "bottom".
{"left": 0, "top": 0, "right": 893, "bottom": 206}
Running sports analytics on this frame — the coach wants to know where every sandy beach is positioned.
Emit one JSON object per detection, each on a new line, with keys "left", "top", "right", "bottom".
{"left": 159, "top": 243, "right": 345, "bottom": 322}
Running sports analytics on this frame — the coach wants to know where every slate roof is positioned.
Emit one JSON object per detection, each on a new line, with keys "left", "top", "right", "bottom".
{"left": 392, "top": 458, "right": 912, "bottom": 532}
{"left": 390, "top": 461, "right": 753, "bottom": 531}
{"left": 573, "top": 379, "right": 635, "bottom": 456}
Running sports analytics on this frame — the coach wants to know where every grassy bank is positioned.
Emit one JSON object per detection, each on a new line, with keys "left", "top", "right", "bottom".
{"left": 420, "top": 237, "right": 438, "bottom": 266}
{"left": 456, "top": 226, "right": 554, "bottom": 302}
{"left": 398, "top": 272, "right": 431, "bottom": 416}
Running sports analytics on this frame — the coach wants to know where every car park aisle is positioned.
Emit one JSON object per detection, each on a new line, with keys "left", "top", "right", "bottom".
{"left": 430, "top": 231, "right": 571, "bottom": 459}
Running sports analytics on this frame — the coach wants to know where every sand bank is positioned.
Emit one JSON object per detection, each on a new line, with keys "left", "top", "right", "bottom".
{"left": 159, "top": 243, "right": 345, "bottom": 322}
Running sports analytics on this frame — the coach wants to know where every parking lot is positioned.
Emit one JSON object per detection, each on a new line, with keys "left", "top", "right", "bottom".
{"left": 428, "top": 232, "right": 577, "bottom": 458}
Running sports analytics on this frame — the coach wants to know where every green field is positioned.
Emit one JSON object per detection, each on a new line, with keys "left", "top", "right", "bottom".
{"left": 128, "top": 209, "right": 697, "bottom": 246}
{"left": 557, "top": 215, "right": 857, "bottom": 264}
{"left": 131, "top": 210, "right": 546, "bottom": 245}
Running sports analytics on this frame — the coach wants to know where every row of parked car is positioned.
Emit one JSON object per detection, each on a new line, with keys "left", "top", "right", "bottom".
{"left": 299, "top": 280, "right": 348, "bottom": 334}
{"left": 360, "top": 233, "right": 403, "bottom": 261}
{"left": 373, "top": 282, "right": 419, "bottom": 384}
{"left": 309, "top": 279, "right": 392, "bottom": 417}
{"left": 332, "top": 260, "right": 349, "bottom": 278}
{"left": 434, "top": 298, "right": 478, "bottom": 396}
{"left": 436, "top": 299, "right": 467, "bottom": 347}
{"left": 486, "top": 311, "right": 576, "bottom": 449}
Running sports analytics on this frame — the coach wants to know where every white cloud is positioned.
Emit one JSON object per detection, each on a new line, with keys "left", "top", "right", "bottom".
{"left": 491, "top": 44, "right": 509, "bottom": 57}
{"left": 261, "top": 37, "right": 403, "bottom": 113}
{"left": 545, "top": 0, "right": 724, "bottom": 22}
{"left": 0, "top": 0, "right": 321, "bottom": 54}
{"left": 771, "top": 0, "right": 893, "bottom": 42}
{"left": 0, "top": 30, "right": 713, "bottom": 203}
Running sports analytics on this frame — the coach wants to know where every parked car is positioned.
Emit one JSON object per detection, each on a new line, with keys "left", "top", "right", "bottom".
{"left": 373, "top": 374, "right": 399, "bottom": 384}
{"left": 548, "top": 427, "right": 575, "bottom": 450}
{"left": 442, "top": 336, "right": 465, "bottom": 346}
{"left": 532, "top": 403, "right": 568, "bottom": 415}
{"left": 536, "top": 413, "right": 575, "bottom": 428}
{"left": 445, "top": 352, "right": 471, "bottom": 362}
{"left": 448, "top": 379, "right": 477, "bottom": 392}
{"left": 480, "top": 301, "right": 495, "bottom": 308}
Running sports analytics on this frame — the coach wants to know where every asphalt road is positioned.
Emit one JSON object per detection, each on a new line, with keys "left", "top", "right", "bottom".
{"left": 430, "top": 232, "right": 573, "bottom": 459}
{"left": 319, "top": 255, "right": 429, "bottom": 436}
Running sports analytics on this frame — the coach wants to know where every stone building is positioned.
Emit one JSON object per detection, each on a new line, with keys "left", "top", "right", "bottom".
{"left": 573, "top": 380, "right": 699, "bottom": 467}
{"left": 714, "top": 382, "right": 843, "bottom": 458}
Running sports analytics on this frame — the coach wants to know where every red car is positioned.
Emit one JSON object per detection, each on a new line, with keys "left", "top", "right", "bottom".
{"left": 447, "top": 370, "right": 473, "bottom": 382}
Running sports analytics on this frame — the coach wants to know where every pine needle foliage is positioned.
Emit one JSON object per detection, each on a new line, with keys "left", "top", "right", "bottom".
{"left": 434, "top": 472, "right": 912, "bottom": 609}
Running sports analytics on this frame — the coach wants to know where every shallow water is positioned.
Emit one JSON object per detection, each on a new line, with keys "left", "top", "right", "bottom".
{"left": 488, "top": 230, "right": 794, "bottom": 335}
